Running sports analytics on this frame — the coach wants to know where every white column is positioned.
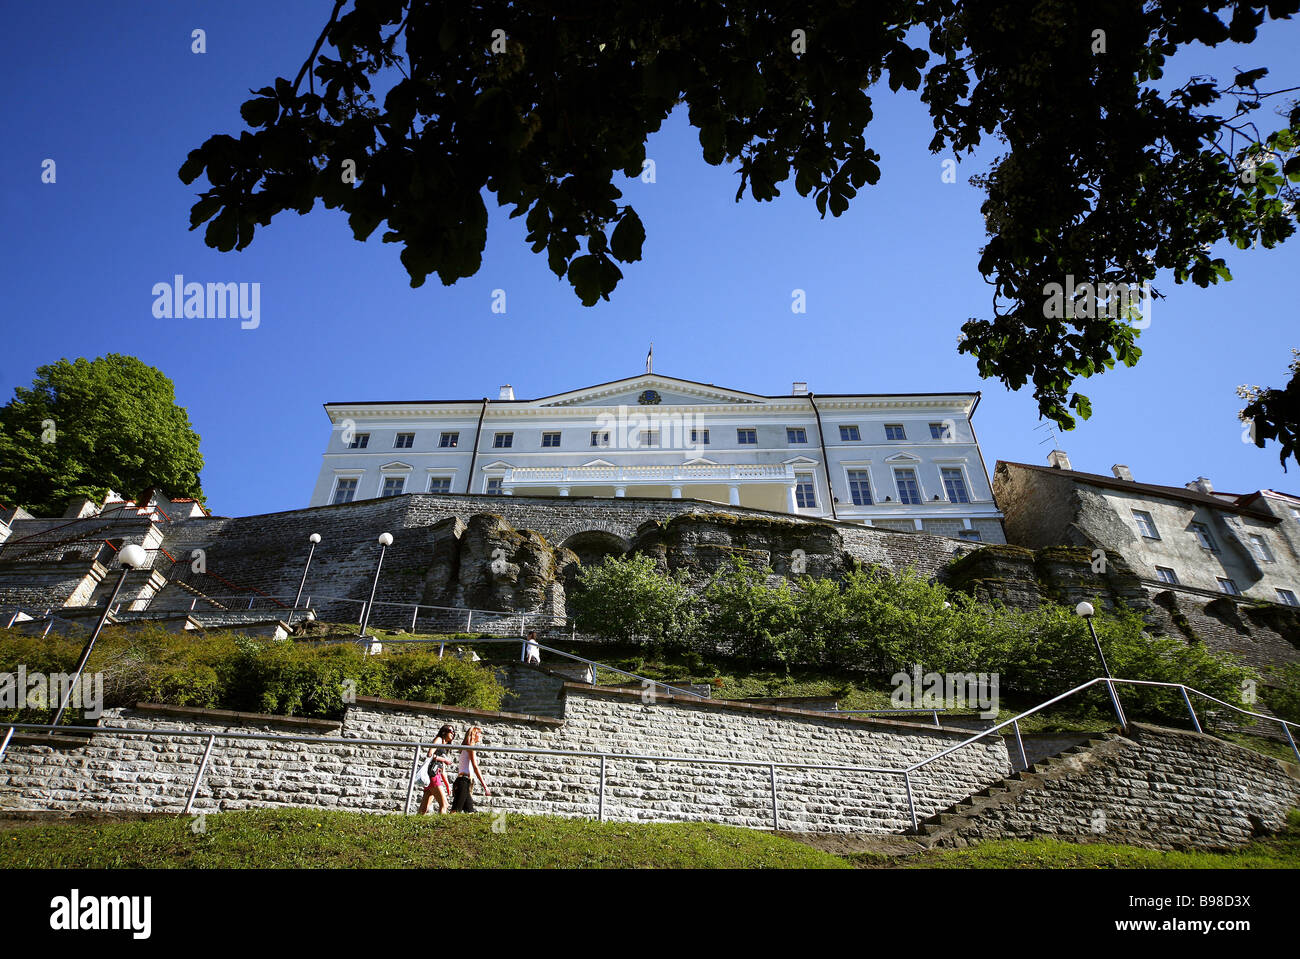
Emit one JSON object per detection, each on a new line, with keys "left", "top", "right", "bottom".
{"left": 558, "top": 487, "right": 570, "bottom": 497}
{"left": 670, "top": 486, "right": 682, "bottom": 499}
{"left": 913, "top": 518, "right": 924, "bottom": 531}
{"left": 614, "top": 486, "right": 626, "bottom": 498}
{"left": 728, "top": 485, "right": 741, "bottom": 506}
{"left": 786, "top": 484, "right": 798, "bottom": 513}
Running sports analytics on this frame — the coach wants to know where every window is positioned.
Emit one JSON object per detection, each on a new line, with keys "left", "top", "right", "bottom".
{"left": 427, "top": 477, "right": 451, "bottom": 494}
{"left": 493, "top": 432, "right": 513, "bottom": 449}
{"left": 847, "top": 470, "right": 873, "bottom": 506}
{"left": 1248, "top": 533, "right": 1275, "bottom": 563}
{"left": 347, "top": 433, "right": 369, "bottom": 449}
{"left": 839, "top": 425, "right": 861, "bottom": 442}
{"left": 591, "top": 431, "right": 610, "bottom": 447}
{"left": 894, "top": 468, "right": 921, "bottom": 505}
{"left": 1132, "top": 509, "right": 1160, "bottom": 539}
{"left": 1217, "top": 577, "right": 1240, "bottom": 595}
{"left": 332, "top": 478, "right": 358, "bottom": 504}
{"left": 1276, "top": 588, "right": 1299, "bottom": 607}
{"left": 541, "top": 432, "right": 561, "bottom": 448}
{"left": 638, "top": 431, "right": 660, "bottom": 448}
{"left": 439, "top": 432, "right": 459, "bottom": 448}
{"left": 485, "top": 478, "right": 504, "bottom": 494}
{"left": 690, "top": 429, "right": 710, "bottom": 445}
{"left": 787, "top": 427, "right": 808, "bottom": 444}
{"left": 381, "top": 476, "right": 406, "bottom": 497}
{"left": 885, "top": 424, "right": 907, "bottom": 441}
{"left": 737, "top": 428, "right": 757, "bottom": 445}
{"left": 941, "top": 468, "right": 970, "bottom": 503}
{"left": 394, "top": 433, "right": 414, "bottom": 449}
{"left": 958, "top": 529, "right": 982, "bottom": 542}
{"left": 1155, "top": 566, "right": 1179, "bottom": 585}
{"left": 1190, "top": 522, "right": 1217, "bottom": 551}
{"left": 929, "top": 422, "right": 952, "bottom": 440}
{"left": 795, "top": 474, "right": 817, "bottom": 508}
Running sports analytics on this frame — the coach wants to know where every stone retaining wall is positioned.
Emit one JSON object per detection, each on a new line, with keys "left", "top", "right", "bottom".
{"left": 0, "top": 686, "right": 1009, "bottom": 833}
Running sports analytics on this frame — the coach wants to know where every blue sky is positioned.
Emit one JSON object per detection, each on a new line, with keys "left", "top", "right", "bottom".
{"left": 2, "top": 2, "right": 1298, "bottom": 518}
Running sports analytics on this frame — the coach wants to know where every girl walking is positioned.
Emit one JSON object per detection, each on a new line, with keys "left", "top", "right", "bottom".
{"left": 451, "top": 726, "right": 491, "bottom": 812}
{"left": 417, "top": 724, "right": 457, "bottom": 814}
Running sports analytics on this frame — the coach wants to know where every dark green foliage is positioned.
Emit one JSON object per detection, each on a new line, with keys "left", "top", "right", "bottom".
{"left": 0, "top": 626, "right": 504, "bottom": 722}
{"left": 571, "top": 555, "right": 1256, "bottom": 724}
{"left": 0, "top": 355, "right": 204, "bottom": 515}
{"left": 181, "top": 1, "right": 1300, "bottom": 462}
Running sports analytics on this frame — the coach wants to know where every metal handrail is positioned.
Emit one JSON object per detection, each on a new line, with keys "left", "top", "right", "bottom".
{"left": 0, "top": 719, "right": 907, "bottom": 831}
{"left": 904, "top": 677, "right": 1300, "bottom": 778}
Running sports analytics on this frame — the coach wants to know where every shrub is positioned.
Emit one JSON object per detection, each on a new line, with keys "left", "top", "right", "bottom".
{"left": 0, "top": 625, "right": 505, "bottom": 721}
{"left": 569, "top": 553, "right": 697, "bottom": 651}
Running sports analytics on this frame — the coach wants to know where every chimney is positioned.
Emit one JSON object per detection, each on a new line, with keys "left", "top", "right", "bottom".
{"left": 792, "top": 381, "right": 808, "bottom": 394}
{"left": 498, "top": 385, "right": 515, "bottom": 401}
{"left": 1111, "top": 464, "right": 1133, "bottom": 482}
{"left": 1185, "top": 476, "right": 1213, "bottom": 494}
{"left": 1047, "top": 449, "right": 1072, "bottom": 471}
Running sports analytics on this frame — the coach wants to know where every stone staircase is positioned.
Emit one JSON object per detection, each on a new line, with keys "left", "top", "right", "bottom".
{"left": 911, "top": 733, "right": 1124, "bottom": 845}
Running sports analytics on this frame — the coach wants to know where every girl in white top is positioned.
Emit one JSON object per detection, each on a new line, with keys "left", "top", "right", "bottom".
{"left": 451, "top": 726, "right": 491, "bottom": 812}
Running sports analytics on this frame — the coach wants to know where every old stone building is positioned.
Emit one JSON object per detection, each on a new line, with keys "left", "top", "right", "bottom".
{"left": 995, "top": 451, "right": 1300, "bottom": 607}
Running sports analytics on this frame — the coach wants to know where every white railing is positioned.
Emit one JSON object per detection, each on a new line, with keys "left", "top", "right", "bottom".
{"left": 504, "top": 463, "right": 796, "bottom": 487}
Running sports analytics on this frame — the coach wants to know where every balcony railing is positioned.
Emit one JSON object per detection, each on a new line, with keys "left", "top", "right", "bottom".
{"left": 504, "top": 463, "right": 796, "bottom": 488}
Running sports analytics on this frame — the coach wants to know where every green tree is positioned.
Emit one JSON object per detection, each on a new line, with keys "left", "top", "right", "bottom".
{"left": 179, "top": 1, "right": 1300, "bottom": 461}
{"left": 0, "top": 355, "right": 205, "bottom": 516}
{"left": 569, "top": 553, "right": 697, "bottom": 650}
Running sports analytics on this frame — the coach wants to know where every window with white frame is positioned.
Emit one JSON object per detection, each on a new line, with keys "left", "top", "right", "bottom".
{"left": 493, "top": 432, "right": 513, "bottom": 449}
{"left": 332, "top": 478, "right": 358, "bottom": 504}
{"left": 1132, "top": 509, "right": 1160, "bottom": 539}
{"left": 839, "top": 425, "right": 861, "bottom": 441}
{"left": 1155, "top": 566, "right": 1179, "bottom": 585}
{"left": 737, "top": 428, "right": 757, "bottom": 445}
{"left": 958, "top": 529, "right": 982, "bottom": 542}
{"left": 787, "top": 427, "right": 808, "bottom": 444}
{"left": 347, "top": 433, "right": 369, "bottom": 449}
{"left": 591, "top": 431, "right": 610, "bottom": 447}
{"left": 894, "top": 468, "right": 921, "bottom": 505}
{"left": 485, "top": 477, "right": 504, "bottom": 494}
{"left": 941, "top": 468, "right": 970, "bottom": 503}
{"left": 541, "top": 432, "right": 561, "bottom": 448}
{"left": 427, "top": 476, "right": 451, "bottom": 493}
{"left": 885, "top": 424, "right": 906, "bottom": 441}
{"left": 1248, "top": 533, "right": 1275, "bottom": 563}
{"left": 929, "top": 422, "right": 952, "bottom": 440}
{"left": 794, "top": 474, "right": 817, "bottom": 508}
{"left": 439, "top": 432, "right": 459, "bottom": 448}
{"left": 1217, "top": 577, "right": 1240, "bottom": 595}
{"left": 638, "top": 430, "right": 660, "bottom": 448}
{"left": 847, "top": 469, "right": 873, "bottom": 506}
{"left": 690, "top": 429, "right": 710, "bottom": 445}
{"left": 1276, "top": 588, "right": 1298, "bottom": 606}
{"left": 381, "top": 476, "right": 406, "bottom": 497}
{"left": 394, "top": 433, "right": 414, "bottom": 449}
{"left": 1190, "top": 522, "right": 1217, "bottom": 551}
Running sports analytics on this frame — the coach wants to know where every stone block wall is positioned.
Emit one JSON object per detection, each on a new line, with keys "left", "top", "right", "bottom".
{"left": 930, "top": 723, "right": 1300, "bottom": 850}
{"left": 0, "top": 686, "right": 1009, "bottom": 834}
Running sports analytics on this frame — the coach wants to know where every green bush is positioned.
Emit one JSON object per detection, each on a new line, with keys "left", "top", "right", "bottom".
{"left": 569, "top": 552, "right": 697, "bottom": 651}
{"left": 0, "top": 625, "right": 505, "bottom": 722}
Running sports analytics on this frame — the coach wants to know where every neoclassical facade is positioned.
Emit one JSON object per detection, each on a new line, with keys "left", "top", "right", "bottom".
{"left": 309, "top": 373, "right": 1006, "bottom": 542}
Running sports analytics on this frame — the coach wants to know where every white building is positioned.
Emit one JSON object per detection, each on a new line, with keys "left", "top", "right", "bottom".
{"left": 309, "top": 373, "right": 1005, "bottom": 542}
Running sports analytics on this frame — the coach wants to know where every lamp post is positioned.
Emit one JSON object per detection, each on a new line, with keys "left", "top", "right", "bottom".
{"left": 1075, "top": 601, "right": 1127, "bottom": 729}
{"left": 52, "top": 543, "right": 147, "bottom": 727}
{"left": 358, "top": 532, "right": 393, "bottom": 649}
{"left": 287, "top": 533, "right": 321, "bottom": 626}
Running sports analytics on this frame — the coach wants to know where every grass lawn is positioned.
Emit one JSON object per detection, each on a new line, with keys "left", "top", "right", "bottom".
{"left": 0, "top": 808, "right": 849, "bottom": 870}
{"left": 4, "top": 807, "right": 1297, "bottom": 869}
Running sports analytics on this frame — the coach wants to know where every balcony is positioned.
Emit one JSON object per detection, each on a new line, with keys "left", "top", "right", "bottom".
{"left": 503, "top": 463, "right": 797, "bottom": 489}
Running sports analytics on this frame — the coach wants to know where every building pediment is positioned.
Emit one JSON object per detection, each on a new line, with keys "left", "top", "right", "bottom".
{"left": 884, "top": 453, "right": 922, "bottom": 463}
{"left": 379, "top": 461, "right": 413, "bottom": 471}
{"left": 536, "top": 374, "right": 766, "bottom": 408}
